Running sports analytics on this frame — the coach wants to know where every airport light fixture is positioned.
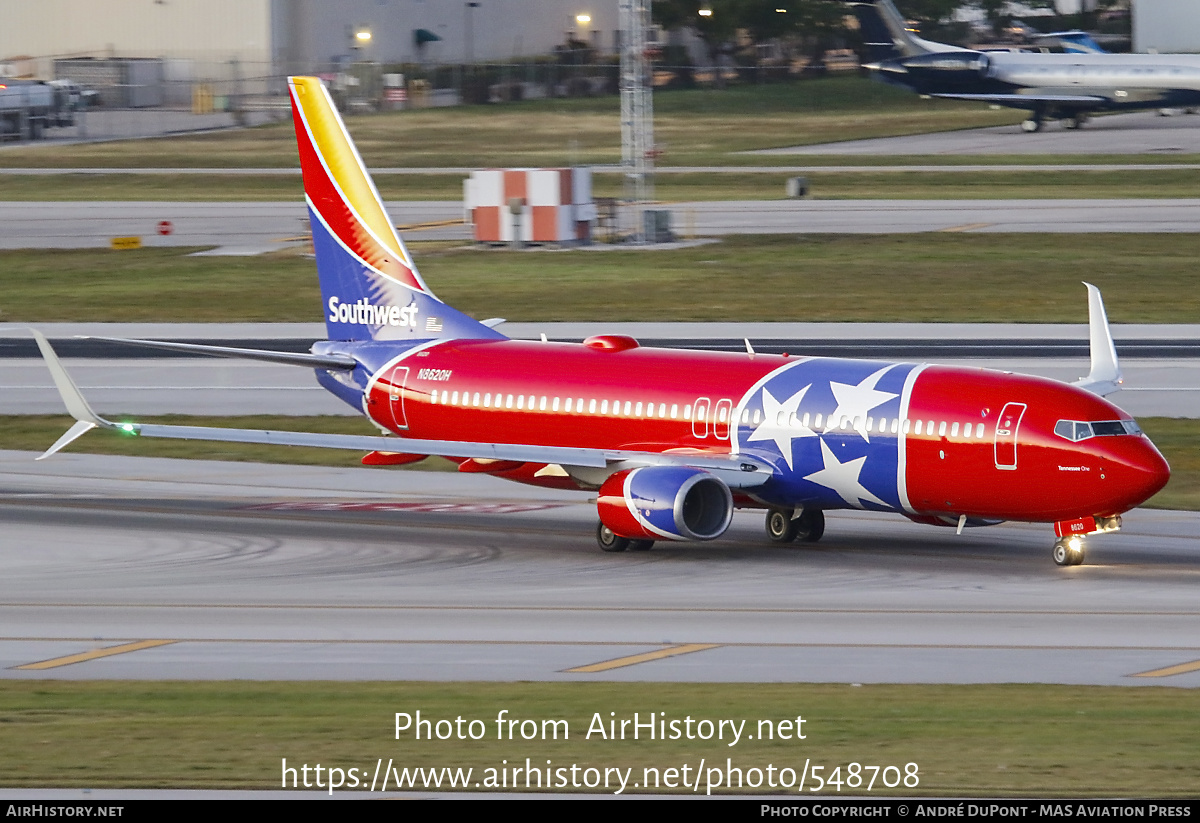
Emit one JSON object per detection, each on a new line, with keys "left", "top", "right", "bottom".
{"left": 353, "top": 27, "right": 372, "bottom": 50}
{"left": 698, "top": 8, "right": 713, "bottom": 17}
{"left": 465, "top": 2, "right": 481, "bottom": 62}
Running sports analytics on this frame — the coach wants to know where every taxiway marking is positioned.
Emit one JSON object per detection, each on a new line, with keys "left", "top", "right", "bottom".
{"left": 564, "top": 643, "right": 721, "bottom": 673}
{"left": 938, "top": 222, "right": 992, "bottom": 233}
{"left": 14, "top": 639, "right": 177, "bottom": 671}
{"left": 1130, "top": 658, "right": 1200, "bottom": 678}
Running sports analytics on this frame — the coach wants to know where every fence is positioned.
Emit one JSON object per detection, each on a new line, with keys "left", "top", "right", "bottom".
{"left": 3, "top": 54, "right": 856, "bottom": 143}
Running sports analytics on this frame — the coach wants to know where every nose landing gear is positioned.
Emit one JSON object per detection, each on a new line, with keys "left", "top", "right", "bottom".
{"left": 1053, "top": 536, "right": 1085, "bottom": 566}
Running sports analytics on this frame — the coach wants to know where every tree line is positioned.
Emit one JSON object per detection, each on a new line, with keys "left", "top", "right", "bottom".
{"left": 650, "top": 1, "right": 1131, "bottom": 76}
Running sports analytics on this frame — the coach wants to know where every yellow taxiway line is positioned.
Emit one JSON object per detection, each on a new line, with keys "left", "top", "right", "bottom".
{"left": 565, "top": 643, "right": 720, "bottom": 673}
{"left": 15, "top": 639, "right": 177, "bottom": 671}
{"left": 1130, "top": 658, "right": 1200, "bottom": 678}
{"left": 938, "top": 222, "right": 992, "bottom": 233}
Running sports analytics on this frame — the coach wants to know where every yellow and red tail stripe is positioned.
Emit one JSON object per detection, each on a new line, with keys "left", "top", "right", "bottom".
{"left": 288, "top": 76, "right": 429, "bottom": 295}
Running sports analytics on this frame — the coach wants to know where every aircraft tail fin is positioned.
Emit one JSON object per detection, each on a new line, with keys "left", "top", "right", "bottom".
{"left": 1042, "top": 31, "right": 1108, "bottom": 55}
{"left": 288, "top": 76, "right": 502, "bottom": 344}
{"left": 852, "top": 1, "right": 960, "bottom": 61}
{"left": 853, "top": 2, "right": 906, "bottom": 62}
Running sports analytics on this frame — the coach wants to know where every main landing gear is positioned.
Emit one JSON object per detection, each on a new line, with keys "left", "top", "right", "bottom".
{"left": 596, "top": 522, "right": 653, "bottom": 553}
{"left": 1022, "top": 109, "right": 1090, "bottom": 133}
{"left": 1052, "top": 535, "right": 1085, "bottom": 567}
{"left": 765, "top": 508, "right": 825, "bottom": 544}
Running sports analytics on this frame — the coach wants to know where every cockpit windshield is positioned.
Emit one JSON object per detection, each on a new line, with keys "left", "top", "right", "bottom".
{"left": 1054, "top": 419, "right": 1142, "bottom": 442}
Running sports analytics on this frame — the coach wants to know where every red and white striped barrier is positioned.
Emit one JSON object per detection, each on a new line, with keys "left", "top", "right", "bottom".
{"left": 465, "top": 167, "right": 596, "bottom": 244}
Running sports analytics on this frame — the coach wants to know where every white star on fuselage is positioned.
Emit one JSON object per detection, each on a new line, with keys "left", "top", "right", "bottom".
{"left": 828, "top": 365, "right": 898, "bottom": 442}
{"left": 747, "top": 384, "right": 813, "bottom": 469}
{"left": 803, "top": 439, "right": 887, "bottom": 509}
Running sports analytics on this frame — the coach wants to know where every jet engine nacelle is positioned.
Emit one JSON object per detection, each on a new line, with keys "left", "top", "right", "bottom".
{"left": 904, "top": 51, "right": 993, "bottom": 83}
{"left": 597, "top": 466, "right": 733, "bottom": 541}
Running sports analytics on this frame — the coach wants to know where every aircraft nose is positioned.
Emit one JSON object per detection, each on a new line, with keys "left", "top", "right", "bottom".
{"left": 1118, "top": 436, "right": 1171, "bottom": 508}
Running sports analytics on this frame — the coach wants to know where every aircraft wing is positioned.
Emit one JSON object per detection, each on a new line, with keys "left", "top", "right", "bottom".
{"left": 931, "top": 93, "right": 1107, "bottom": 105}
{"left": 79, "top": 336, "right": 357, "bottom": 370}
{"left": 31, "top": 331, "right": 774, "bottom": 489}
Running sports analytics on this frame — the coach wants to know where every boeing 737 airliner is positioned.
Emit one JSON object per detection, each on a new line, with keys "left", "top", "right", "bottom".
{"left": 34, "top": 76, "right": 1169, "bottom": 566}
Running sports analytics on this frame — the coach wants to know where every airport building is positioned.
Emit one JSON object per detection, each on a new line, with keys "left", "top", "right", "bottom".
{"left": 0, "top": 0, "right": 620, "bottom": 78}
{"left": 1131, "top": 0, "right": 1200, "bottom": 54}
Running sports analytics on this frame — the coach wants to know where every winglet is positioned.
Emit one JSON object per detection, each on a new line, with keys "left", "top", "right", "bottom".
{"left": 1075, "top": 283, "right": 1122, "bottom": 396}
{"left": 31, "top": 329, "right": 115, "bottom": 459}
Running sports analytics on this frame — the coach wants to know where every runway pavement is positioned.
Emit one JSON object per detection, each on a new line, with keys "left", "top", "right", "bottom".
{"left": 0, "top": 201, "right": 466, "bottom": 252}
{"left": 1, "top": 451, "right": 1197, "bottom": 685}
{"left": 752, "top": 110, "right": 1200, "bottom": 156}
{"left": 6, "top": 196, "right": 1200, "bottom": 252}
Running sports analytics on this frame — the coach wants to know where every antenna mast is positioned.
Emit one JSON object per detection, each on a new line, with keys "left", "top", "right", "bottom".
{"left": 620, "top": 0, "right": 654, "bottom": 243}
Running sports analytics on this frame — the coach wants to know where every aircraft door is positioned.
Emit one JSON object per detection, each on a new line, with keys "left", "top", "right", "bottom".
{"left": 993, "top": 402, "right": 1026, "bottom": 471}
{"left": 713, "top": 398, "right": 733, "bottom": 440}
{"left": 385, "top": 365, "right": 410, "bottom": 430}
{"left": 692, "top": 397, "right": 710, "bottom": 439}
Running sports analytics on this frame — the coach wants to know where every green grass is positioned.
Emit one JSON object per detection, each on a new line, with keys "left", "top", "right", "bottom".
{"left": 3, "top": 415, "right": 1195, "bottom": 511}
{"left": 0, "top": 247, "right": 320, "bottom": 322}
{"left": 0, "top": 77, "right": 1025, "bottom": 170}
{"left": 1, "top": 681, "right": 1196, "bottom": 794}
{"left": 13, "top": 168, "right": 1200, "bottom": 201}
{"left": 1138, "top": 419, "right": 1200, "bottom": 511}
{"left": 7, "top": 235, "right": 1200, "bottom": 323}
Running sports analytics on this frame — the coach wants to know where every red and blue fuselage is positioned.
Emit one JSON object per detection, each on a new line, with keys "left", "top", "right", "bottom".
{"left": 307, "top": 334, "right": 1169, "bottom": 527}
{"left": 289, "top": 74, "right": 1167, "bottom": 546}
